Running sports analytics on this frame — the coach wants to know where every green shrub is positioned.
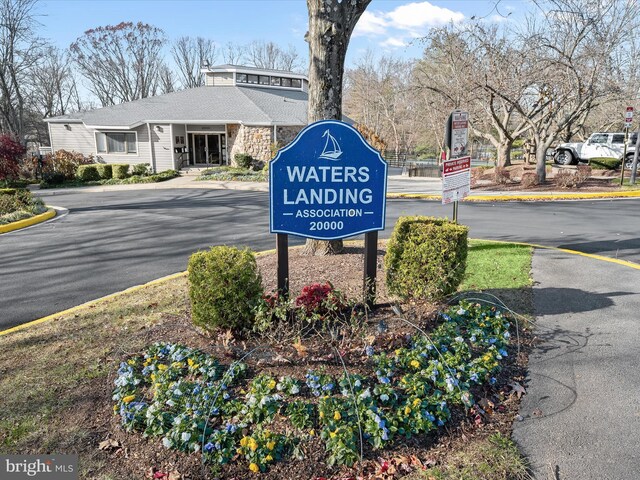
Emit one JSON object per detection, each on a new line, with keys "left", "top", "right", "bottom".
{"left": 0, "top": 188, "right": 17, "bottom": 195}
{"left": 76, "top": 164, "right": 101, "bottom": 182}
{"left": 96, "top": 164, "right": 112, "bottom": 179}
{"left": 384, "top": 216, "right": 469, "bottom": 301}
{"left": 234, "top": 153, "right": 254, "bottom": 169}
{"left": 131, "top": 163, "right": 150, "bottom": 176}
{"left": 41, "top": 171, "right": 65, "bottom": 185}
{"left": 188, "top": 246, "right": 263, "bottom": 333}
{"left": 589, "top": 157, "right": 621, "bottom": 170}
{"left": 0, "top": 188, "right": 44, "bottom": 219}
{"left": 112, "top": 164, "right": 130, "bottom": 179}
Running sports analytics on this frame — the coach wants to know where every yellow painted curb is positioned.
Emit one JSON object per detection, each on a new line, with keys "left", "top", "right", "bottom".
{"left": 0, "top": 208, "right": 56, "bottom": 234}
{"left": 2, "top": 238, "right": 638, "bottom": 338}
{"left": 387, "top": 190, "right": 640, "bottom": 201}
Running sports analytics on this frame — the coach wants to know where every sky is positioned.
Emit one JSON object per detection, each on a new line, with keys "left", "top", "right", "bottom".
{"left": 36, "top": 0, "right": 526, "bottom": 68}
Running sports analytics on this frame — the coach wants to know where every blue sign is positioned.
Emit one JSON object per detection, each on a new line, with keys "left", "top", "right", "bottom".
{"left": 270, "top": 120, "right": 388, "bottom": 240}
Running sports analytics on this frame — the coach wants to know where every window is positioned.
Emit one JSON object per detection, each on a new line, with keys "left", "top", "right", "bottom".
{"left": 259, "top": 75, "right": 270, "bottom": 85}
{"left": 589, "top": 134, "right": 608, "bottom": 144}
{"left": 612, "top": 134, "right": 625, "bottom": 144}
{"left": 271, "top": 76, "right": 281, "bottom": 86}
{"left": 247, "top": 74, "right": 259, "bottom": 84}
{"left": 237, "top": 73, "right": 248, "bottom": 83}
{"left": 281, "top": 77, "right": 292, "bottom": 87}
{"left": 96, "top": 132, "right": 137, "bottom": 154}
{"left": 291, "top": 78, "right": 302, "bottom": 88}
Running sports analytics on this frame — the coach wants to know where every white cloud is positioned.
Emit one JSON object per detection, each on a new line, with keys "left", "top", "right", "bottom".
{"left": 490, "top": 14, "right": 510, "bottom": 23}
{"left": 354, "top": 10, "right": 388, "bottom": 37}
{"left": 380, "top": 37, "right": 408, "bottom": 48}
{"left": 386, "top": 2, "right": 465, "bottom": 30}
{"left": 353, "top": 2, "right": 464, "bottom": 49}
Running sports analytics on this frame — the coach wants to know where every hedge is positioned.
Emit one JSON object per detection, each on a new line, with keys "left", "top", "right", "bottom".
{"left": 385, "top": 216, "right": 468, "bottom": 301}
{"left": 187, "top": 246, "right": 263, "bottom": 333}
{"left": 589, "top": 157, "right": 621, "bottom": 170}
{"left": 76, "top": 164, "right": 101, "bottom": 182}
{"left": 234, "top": 154, "right": 254, "bottom": 169}
{"left": 96, "top": 164, "right": 112, "bottom": 179}
{"left": 112, "top": 164, "right": 130, "bottom": 179}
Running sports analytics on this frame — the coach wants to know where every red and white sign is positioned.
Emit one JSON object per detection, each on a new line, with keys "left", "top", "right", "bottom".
{"left": 442, "top": 155, "right": 471, "bottom": 205}
{"left": 451, "top": 110, "right": 469, "bottom": 158}
{"left": 625, "top": 106, "right": 634, "bottom": 127}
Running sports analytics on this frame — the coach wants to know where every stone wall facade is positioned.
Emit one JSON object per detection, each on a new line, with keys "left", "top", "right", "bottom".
{"left": 227, "top": 124, "right": 273, "bottom": 165}
{"left": 276, "top": 126, "right": 303, "bottom": 148}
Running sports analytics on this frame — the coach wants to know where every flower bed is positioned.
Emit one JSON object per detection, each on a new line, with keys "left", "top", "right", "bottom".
{"left": 197, "top": 166, "right": 267, "bottom": 182}
{"left": 0, "top": 188, "right": 46, "bottom": 225}
{"left": 113, "top": 301, "right": 511, "bottom": 474}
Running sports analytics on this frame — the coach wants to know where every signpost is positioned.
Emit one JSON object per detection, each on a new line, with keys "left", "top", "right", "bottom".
{"left": 444, "top": 110, "right": 470, "bottom": 222}
{"left": 621, "top": 106, "right": 634, "bottom": 185}
{"left": 270, "top": 120, "right": 388, "bottom": 304}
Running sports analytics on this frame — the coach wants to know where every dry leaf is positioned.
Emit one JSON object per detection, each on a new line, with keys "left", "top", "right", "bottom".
{"left": 98, "top": 438, "right": 121, "bottom": 451}
{"left": 510, "top": 381, "right": 526, "bottom": 398}
{"left": 292, "top": 340, "right": 308, "bottom": 357}
{"left": 168, "top": 471, "right": 182, "bottom": 480}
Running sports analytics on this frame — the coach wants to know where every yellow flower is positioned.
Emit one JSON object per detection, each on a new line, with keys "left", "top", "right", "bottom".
{"left": 240, "top": 436, "right": 249, "bottom": 447}
{"left": 157, "top": 364, "right": 168, "bottom": 371}
{"left": 248, "top": 438, "right": 258, "bottom": 452}
{"left": 266, "top": 441, "right": 275, "bottom": 450}
{"left": 404, "top": 406, "right": 411, "bottom": 415}
{"left": 333, "top": 411, "right": 341, "bottom": 421}
{"left": 309, "top": 429, "right": 315, "bottom": 436}
{"left": 329, "top": 431, "right": 337, "bottom": 438}
{"left": 264, "top": 430, "right": 271, "bottom": 438}
{"left": 187, "top": 358, "right": 194, "bottom": 367}
{"left": 267, "top": 379, "right": 277, "bottom": 390}
{"left": 113, "top": 404, "right": 118, "bottom": 413}
{"left": 171, "top": 361, "right": 184, "bottom": 369}
{"left": 412, "top": 398, "right": 421, "bottom": 407}
{"left": 249, "top": 463, "right": 260, "bottom": 473}
{"left": 127, "top": 359, "right": 136, "bottom": 365}
{"left": 410, "top": 360, "right": 420, "bottom": 369}
{"left": 150, "top": 373, "right": 156, "bottom": 382}
{"left": 482, "top": 354, "right": 492, "bottom": 362}
{"left": 236, "top": 448, "right": 243, "bottom": 454}
{"left": 395, "top": 348, "right": 402, "bottom": 356}
{"left": 143, "top": 359, "right": 151, "bottom": 366}
{"left": 265, "top": 454, "right": 273, "bottom": 462}
{"left": 319, "top": 411, "right": 324, "bottom": 419}
{"left": 122, "top": 395, "right": 135, "bottom": 404}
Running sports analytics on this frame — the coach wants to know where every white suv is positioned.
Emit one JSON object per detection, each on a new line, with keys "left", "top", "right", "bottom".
{"left": 554, "top": 132, "right": 627, "bottom": 165}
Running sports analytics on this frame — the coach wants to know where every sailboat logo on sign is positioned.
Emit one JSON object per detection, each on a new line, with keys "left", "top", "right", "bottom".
{"left": 319, "top": 129, "right": 343, "bottom": 160}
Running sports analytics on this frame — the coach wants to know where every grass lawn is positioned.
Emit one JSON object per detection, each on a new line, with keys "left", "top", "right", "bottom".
{"left": 0, "top": 240, "right": 532, "bottom": 479}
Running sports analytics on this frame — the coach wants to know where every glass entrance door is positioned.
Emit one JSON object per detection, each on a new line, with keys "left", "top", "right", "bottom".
{"left": 207, "top": 135, "right": 220, "bottom": 163}
{"left": 193, "top": 134, "right": 207, "bottom": 164}
{"left": 189, "top": 133, "right": 226, "bottom": 165}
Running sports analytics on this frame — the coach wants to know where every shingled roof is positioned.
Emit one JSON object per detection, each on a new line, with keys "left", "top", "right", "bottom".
{"left": 46, "top": 85, "right": 309, "bottom": 128}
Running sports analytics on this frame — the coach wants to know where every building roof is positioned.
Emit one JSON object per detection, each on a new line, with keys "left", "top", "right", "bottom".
{"left": 203, "top": 64, "right": 307, "bottom": 79}
{"left": 46, "top": 85, "right": 309, "bottom": 128}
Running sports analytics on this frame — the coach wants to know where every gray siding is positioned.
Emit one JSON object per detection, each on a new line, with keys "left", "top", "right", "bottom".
{"left": 49, "top": 122, "right": 155, "bottom": 168}
{"left": 213, "top": 72, "right": 234, "bottom": 86}
{"left": 172, "top": 124, "right": 186, "bottom": 169}
{"left": 149, "top": 124, "right": 173, "bottom": 172}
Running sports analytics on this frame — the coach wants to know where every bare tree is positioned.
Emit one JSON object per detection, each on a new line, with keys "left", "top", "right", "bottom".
{"left": 221, "top": 41, "right": 246, "bottom": 65}
{"left": 510, "top": 0, "right": 637, "bottom": 181}
{"left": 171, "top": 36, "right": 217, "bottom": 89}
{"left": 0, "top": 0, "right": 44, "bottom": 141}
{"left": 246, "top": 40, "right": 303, "bottom": 72}
{"left": 31, "top": 46, "right": 82, "bottom": 118}
{"left": 302, "top": 0, "right": 371, "bottom": 256}
{"left": 158, "top": 64, "right": 176, "bottom": 94}
{"left": 70, "top": 22, "right": 166, "bottom": 106}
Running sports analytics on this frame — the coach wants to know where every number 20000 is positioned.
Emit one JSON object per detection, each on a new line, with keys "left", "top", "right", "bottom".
{"left": 310, "top": 221, "right": 343, "bottom": 231}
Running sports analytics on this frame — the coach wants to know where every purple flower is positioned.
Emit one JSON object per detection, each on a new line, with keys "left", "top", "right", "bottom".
{"left": 365, "top": 345, "right": 375, "bottom": 357}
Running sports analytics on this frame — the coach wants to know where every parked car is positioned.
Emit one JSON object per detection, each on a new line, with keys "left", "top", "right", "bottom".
{"left": 554, "top": 132, "right": 627, "bottom": 165}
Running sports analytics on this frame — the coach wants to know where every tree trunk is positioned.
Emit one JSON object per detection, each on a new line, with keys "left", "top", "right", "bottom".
{"left": 496, "top": 140, "right": 512, "bottom": 167}
{"left": 302, "top": 0, "right": 371, "bottom": 256}
{"left": 535, "top": 143, "right": 547, "bottom": 184}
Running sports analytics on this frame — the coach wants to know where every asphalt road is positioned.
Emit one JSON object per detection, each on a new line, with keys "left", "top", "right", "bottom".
{"left": 1, "top": 188, "right": 639, "bottom": 329}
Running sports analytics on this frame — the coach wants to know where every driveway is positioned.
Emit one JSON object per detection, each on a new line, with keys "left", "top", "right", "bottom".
{"left": 1, "top": 188, "right": 639, "bottom": 328}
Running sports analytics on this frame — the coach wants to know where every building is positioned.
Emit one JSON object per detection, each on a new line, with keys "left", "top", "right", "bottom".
{"left": 44, "top": 65, "right": 312, "bottom": 172}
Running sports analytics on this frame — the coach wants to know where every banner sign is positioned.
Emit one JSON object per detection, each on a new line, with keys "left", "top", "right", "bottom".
{"left": 442, "top": 156, "right": 471, "bottom": 205}
{"left": 625, "top": 106, "right": 634, "bottom": 127}
{"left": 270, "top": 120, "right": 388, "bottom": 240}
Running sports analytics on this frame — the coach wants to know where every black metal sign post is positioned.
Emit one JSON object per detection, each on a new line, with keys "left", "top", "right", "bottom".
{"left": 276, "top": 233, "right": 289, "bottom": 299}
{"left": 363, "top": 231, "right": 378, "bottom": 307}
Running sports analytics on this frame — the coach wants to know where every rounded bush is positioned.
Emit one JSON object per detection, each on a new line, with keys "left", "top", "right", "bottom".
{"left": 234, "top": 153, "right": 254, "bottom": 169}
{"left": 96, "top": 164, "right": 112, "bottom": 179}
{"left": 589, "top": 157, "right": 621, "bottom": 170}
{"left": 112, "top": 164, "right": 130, "bottom": 179}
{"left": 384, "top": 216, "right": 468, "bottom": 301}
{"left": 188, "top": 246, "right": 263, "bottom": 333}
{"left": 131, "top": 163, "right": 150, "bottom": 176}
{"left": 76, "top": 164, "right": 100, "bottom": 182}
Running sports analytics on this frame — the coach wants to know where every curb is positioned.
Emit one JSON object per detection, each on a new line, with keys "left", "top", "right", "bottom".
{"left": 1, "top": 240, "right": 638, "bottom": 338}
{"left": 387, "top": 191, "right": 640, "bottom": 201}
{"left": 0, "top": 208, "right": 57, "bottom": 234}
